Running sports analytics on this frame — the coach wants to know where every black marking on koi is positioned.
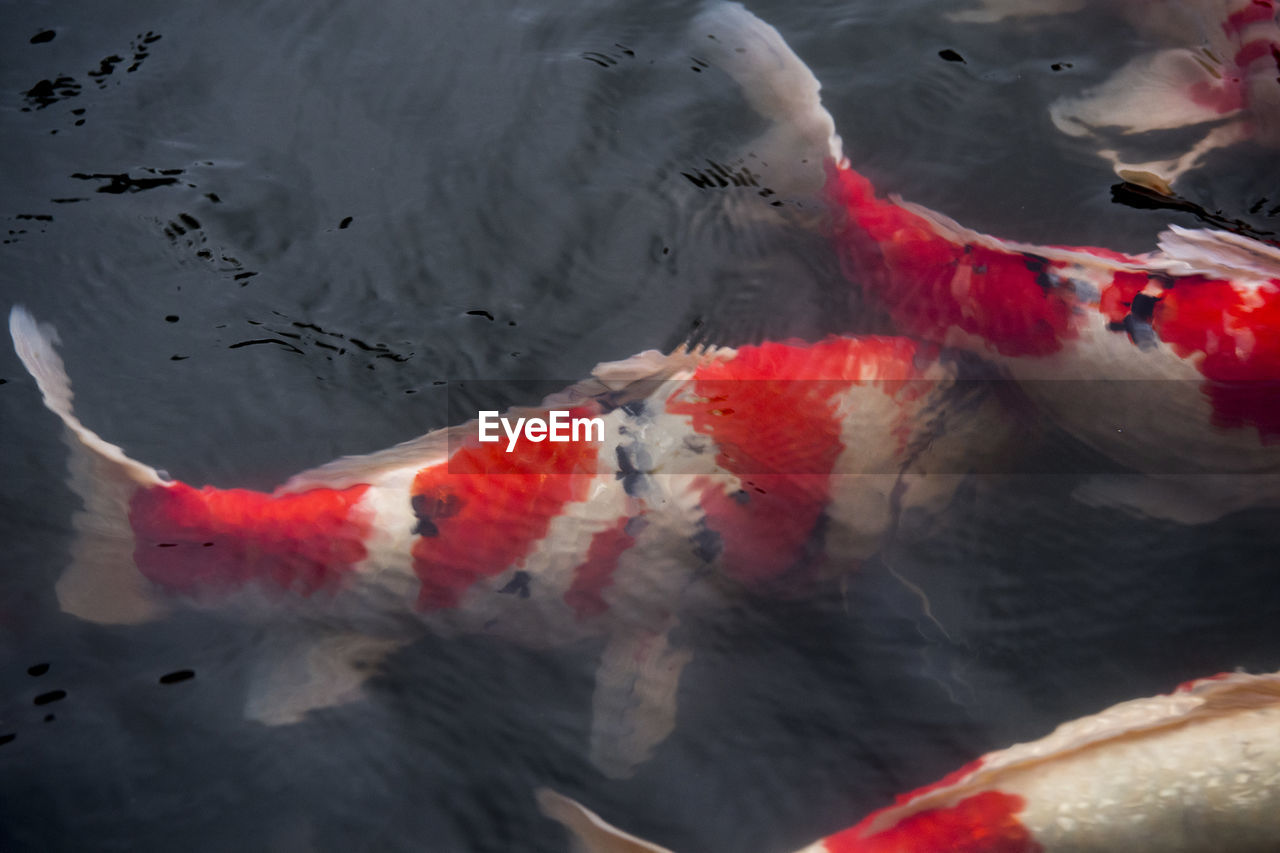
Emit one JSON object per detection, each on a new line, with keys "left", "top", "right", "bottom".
{"left": 498, "top": 571, "right": 532, "bottom": 598}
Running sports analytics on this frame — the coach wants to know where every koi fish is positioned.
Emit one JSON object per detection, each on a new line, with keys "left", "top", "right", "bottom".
{"left": 951, "top": 0, "right": 1280, "bottom": 191}
{"left": 9, "top": 306, "right": 1001, "bottom": 775}
{"left": 695, "top": 1, "right": 1280, "bottom": 521}
{"left": 538, "top": 669, "right": 1280, "bottom": 852}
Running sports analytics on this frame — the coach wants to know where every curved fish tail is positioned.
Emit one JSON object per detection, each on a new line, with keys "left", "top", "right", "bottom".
{"left": 690, "top": 2, "right": 845, "bottom": 195}
{"left": 9, "top": 306, "right": 168, "bottom": 624}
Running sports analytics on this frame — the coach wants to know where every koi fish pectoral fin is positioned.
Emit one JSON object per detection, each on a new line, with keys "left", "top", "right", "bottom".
{"left": 9, "top": 306, "right": 169, "bottom": 624}
{"left": 243, "top": 631, "right": 406, "bottom": 726}
{"left": 536, "top": 790, "right": 679, "bottom": 853}
{"left": 588, "top": 624, "right": 694, "bottom": 778}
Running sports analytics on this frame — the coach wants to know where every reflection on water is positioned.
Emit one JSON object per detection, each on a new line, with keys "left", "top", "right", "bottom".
{"left": 2, "top": 0, "right": 1279, "bottom": 850}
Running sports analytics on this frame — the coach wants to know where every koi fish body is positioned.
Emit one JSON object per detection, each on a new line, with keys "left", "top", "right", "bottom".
{"left": 952, "top": 0, "right": 1280, "bottom": 188}
{"left": 10, "top": 307, "right": 998, "bottom": 775}
{"left": 696, "top": 2, "right": 1280, "bottom": 519}
{"left": 540, "top": 670, "right": 1280, "bottom": 851}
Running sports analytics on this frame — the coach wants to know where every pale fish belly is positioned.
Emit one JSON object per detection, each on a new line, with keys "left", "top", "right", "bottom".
{"left": 1012, "top": 705, "right": 1280, "bottom": 850}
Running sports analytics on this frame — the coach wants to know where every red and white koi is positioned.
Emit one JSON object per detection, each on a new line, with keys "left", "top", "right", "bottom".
{"left": 951, "top": 0, "right": 1280, "bottom": 189}
{"left": 9, "top": 306, "right": 999, "bottom": 775}
{"left": 539, "top": 669, "right": 1280, "bottom": 852}
{"left": 696, "top": 1, "right": 1280, "bottom": 520}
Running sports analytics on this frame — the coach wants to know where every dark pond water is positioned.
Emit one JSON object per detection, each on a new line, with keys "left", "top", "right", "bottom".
{"left": 2, "top": 0, "right": 1279, "bottom": 850}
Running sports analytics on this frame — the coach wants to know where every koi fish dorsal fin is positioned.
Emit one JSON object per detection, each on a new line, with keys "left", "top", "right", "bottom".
{"left": 541, "top": 346, "right": 725, "bottom": 411}
{"left": 889, "top": 196, "right": 1152, "bottom": 271}
{"left": 276, "top": 427, "right": 463, "bottom": 494}
{"left": 536, "top": 790, "right": 679, "bottom": 853}
{"left": 1156, "top": 224, "right": 1280, "bottom": 280}
{"left": 279, "top": 348, "right": 722, "bottom": 493}
{"left": 689, "top": 2, "right": 844, "bottom": 194}
{"left": 9, "top": 307, "right": 168, "bottom": 624}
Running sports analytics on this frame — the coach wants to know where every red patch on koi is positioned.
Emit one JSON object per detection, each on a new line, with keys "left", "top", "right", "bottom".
{"left": 1149, "top": 275, "right": 1280, "bottom": 438}
{"left": 1223, "top": 1, "right": 1276, "bottom": 37}
{"left": 826, "top": 164, "right": 1079, "bottom": 357}
{"left": 824, "top": 791, "right": 1040, "bottom": 853}
{"left": 564, "top": 515, "right": 636, "bottom": 619}
{"left": 410, "top": 413, "right": 599, "bottom": 610}
{"left": 130, "top": 482, "right": 371, "bottom": 598}
{"left": 1186, "top": 78, "right": 1246, "bottom": 114}
{"left": 1098, "top": 271, "right": 1151, "bottom": 324}
{"left": 668, "top": 337, "right": 922, "bottom": 586}
{"left": 1233, "top": 38, "right": 1277, "bottom": 68}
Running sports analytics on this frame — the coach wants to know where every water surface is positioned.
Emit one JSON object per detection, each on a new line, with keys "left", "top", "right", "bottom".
{"left": 2, "top": 1, "right": 1279, "bottom": 850}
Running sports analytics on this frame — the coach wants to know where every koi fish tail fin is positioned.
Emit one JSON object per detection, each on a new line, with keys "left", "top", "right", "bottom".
{"left": 9, "top": 306, "right": 169, "bottom": 624}
{"left": 690, "top": 2, "right": 844, "bottom": 195}
{"left": 536, "top": 790, "right": 678, "bottom": 853}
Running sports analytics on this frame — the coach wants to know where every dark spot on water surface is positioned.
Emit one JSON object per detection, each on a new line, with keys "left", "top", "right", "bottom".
{"left": 33, "top": 689, "right": 66, "bottom": 706}
{"left": 1050, "top": 62, "right": 1073, "bottom": 71}
{"left": 939, "top": 49, "right": 965, "bottom": 63}
{"left": 467, "top": 309, "right": 495, "bottom": 322}
{"left": 229, "top": 338, "right": 304, "bottom": 355}
{"left": 165, "top": 315, "right": 179, "bottom": 323}
{"left": 27, "top": 663, "right": 49, "bottom": 677}
{"left": 158, "top": 669, "right": 195, "bottom": 685}
{"left": 682, "top": 159, "right": 760, "bottom": 190}
{"left": 339, "top": 216, "right": 352, "bottom": 229}
{"left": 30, "top": 30, "right": 56, "bottom": 44}
{"left": 71, "top": 171, "right": 179, "bottom": 194}
{"left": 22, "top": 76, "right": 80, "bottom": 110}
{"left": 0, "top": 734, "right": 14, "bottom": 746}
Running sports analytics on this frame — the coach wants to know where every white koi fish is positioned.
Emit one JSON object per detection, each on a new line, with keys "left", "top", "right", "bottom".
{"left": 539, "top": 669, "right": 1280, "bottom": 852}
{"left": 694, "top": 1, "right": 1280, "bottom": 521}
{"left": 9, "top": 306, "right": 1001, "bottom": 775}
{"left": 951, "top": 0, "right": 1280, "bottom": 191}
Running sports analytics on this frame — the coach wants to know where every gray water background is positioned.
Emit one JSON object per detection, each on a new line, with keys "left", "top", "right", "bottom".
{"left": 2, "top": 0, "right": 1280, "bottom": 850}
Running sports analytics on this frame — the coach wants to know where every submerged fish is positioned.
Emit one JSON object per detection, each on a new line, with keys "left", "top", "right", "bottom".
{"left": 539, "top": 669, "right": 1280, "bottom": 852}
{"left": 9, "top": 306, "right": 999, "bottom": 775}
{"left": 952, "top": 0, "right": 1280, "bottom": 191}
{"left": 694, "top": 1, "right": 1280, "bottom": 521}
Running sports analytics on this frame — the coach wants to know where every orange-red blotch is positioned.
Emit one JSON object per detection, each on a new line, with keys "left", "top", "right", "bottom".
{"left": 826, "top": 164, "right": 1081, "bottom": 357}
{"left": 669, "top": 337, "right": 917, "bottom": 586}
{"left": 824, "top": 791, "right": 1041, "bottom": 853}
{"left": 130, "top": 482, "right": 372, "bottom": 598}
{"left": 1153, "top": 275, "right": 1280, "bottom": 437}
{"left": 1223, "top": 1, "right": 1276, "bottom": 36}
{"left": 564, "top": 515, "right": 636, "bottom": 620}
{"left": 411, "top": 411, "right": 600, "bottom": 611}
